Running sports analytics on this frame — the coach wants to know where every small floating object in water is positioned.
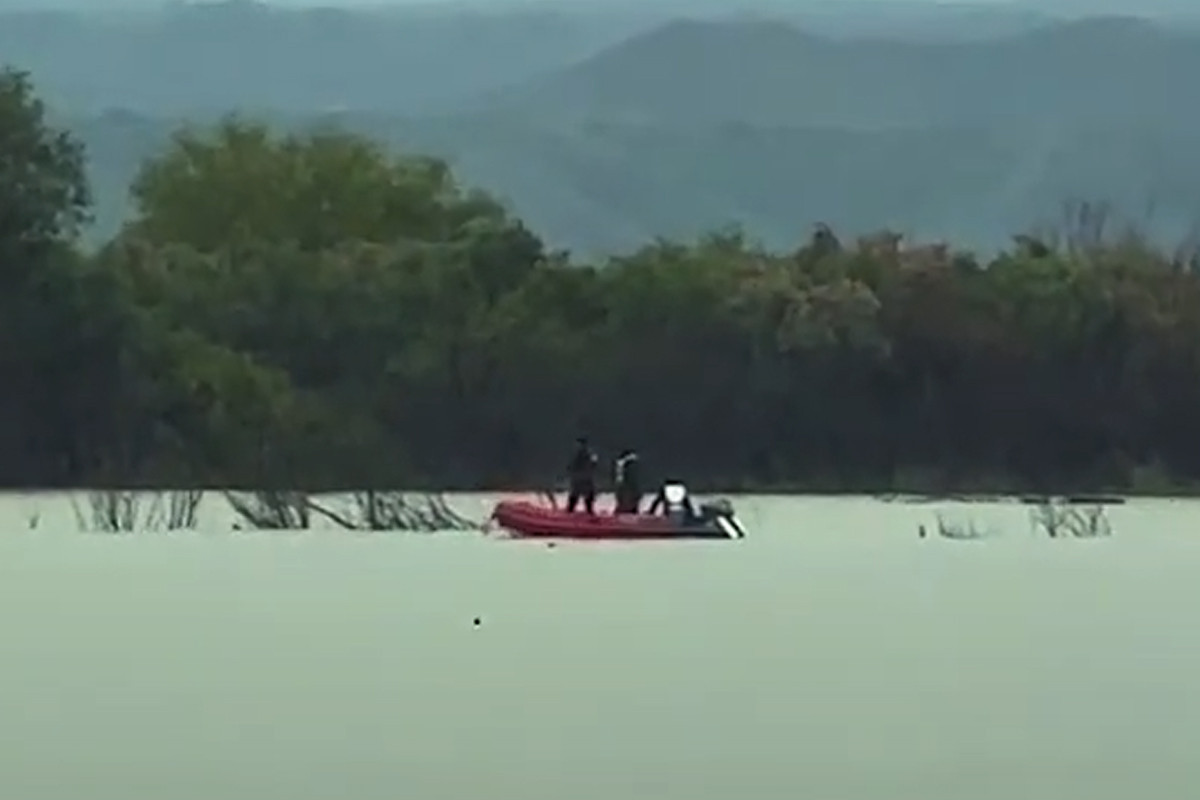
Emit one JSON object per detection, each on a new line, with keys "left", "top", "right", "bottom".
{"left": 472, "top": 617, "right": 482, "bottom": 627}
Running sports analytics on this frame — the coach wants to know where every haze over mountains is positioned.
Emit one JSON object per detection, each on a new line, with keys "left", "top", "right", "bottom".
{"left": 6, "top": 0, "right": 1200, "bottom": 254}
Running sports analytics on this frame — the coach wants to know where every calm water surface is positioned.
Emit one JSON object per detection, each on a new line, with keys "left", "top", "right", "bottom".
{"left": 1, "top": 493, "right": 1199, "bottom": 800}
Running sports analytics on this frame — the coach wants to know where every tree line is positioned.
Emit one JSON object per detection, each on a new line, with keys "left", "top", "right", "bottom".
{"left": 4, "top": 66, "right": 1200, "bottom": 494}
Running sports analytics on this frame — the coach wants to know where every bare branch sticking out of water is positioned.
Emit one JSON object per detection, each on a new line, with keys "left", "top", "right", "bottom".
{"left": 225, "top": 491, "right": 312, "bottom": 530}
{"left": 933, "top": 514, "right": 993, "bottom": 540}
{"left": 148, "top": 491, "right": 203, "bottom": 530}
{"left": 71, "top": 490, "right": 139, "bottom": 532}
{"left": 1062, "top": 504, "right": 1113, "bottom": 537}
{"left": 310, "top": 491, "right": 483, "bottom": 532}
{"left": 71, "top": 490, "right": 205, "bottom": 533}
{"left": 1030, "top": 501, "right": 1113, "bottom": 538}
{"left": 225, "top": 491, "right": 479, "bottom": 532}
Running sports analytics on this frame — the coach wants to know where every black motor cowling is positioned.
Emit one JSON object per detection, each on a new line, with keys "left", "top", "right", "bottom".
{"left": 697, "top": 498, "right": 747, "bottom": 538}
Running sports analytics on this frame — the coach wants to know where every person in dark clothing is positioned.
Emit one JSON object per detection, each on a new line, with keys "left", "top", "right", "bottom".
{"left": 613, "top": 448, "right": 642, "bottom": 514}
{"left": 566, "top": 436, "right": 599, "bottom": 514}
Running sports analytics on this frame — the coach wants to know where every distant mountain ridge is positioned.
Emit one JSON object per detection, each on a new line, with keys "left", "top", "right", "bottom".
{"left": 475, "top": 16, "right": 1200, "bottom": 129}
{"left": 6, "top": 5, "right": 1200, "bottom": 256}
{"left": 76, "top": 110, "right": 1200, "bottom": 257}
{"left": 0, "top": 3, "right": 640, "bottom": 113}
{"left": 0, "top": 1, "right": 1094, "bottom": 114}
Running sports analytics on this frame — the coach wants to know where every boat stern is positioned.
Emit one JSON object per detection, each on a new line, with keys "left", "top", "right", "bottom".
{"left": 698, "top": 498, "right": 747, "bottom": 539}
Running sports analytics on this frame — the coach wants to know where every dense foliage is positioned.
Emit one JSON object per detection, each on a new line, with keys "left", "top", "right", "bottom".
{"left": 6, "top": 67, "right": 1200, "bottom": 493}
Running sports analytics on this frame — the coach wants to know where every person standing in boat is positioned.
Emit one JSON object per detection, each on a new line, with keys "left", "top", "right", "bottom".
{"left": 613, "top": 448, "right": 642, "bottom": 514}
{"left": 566, "top": 436, "right": 599, "bottom": 514}
{"left": 649, "top": 479, "right": 696, "bottom": 524}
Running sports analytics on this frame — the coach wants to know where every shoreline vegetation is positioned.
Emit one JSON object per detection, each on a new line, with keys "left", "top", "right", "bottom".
{"left": 5, "top": 65, "right": 1200, "bottom": 498}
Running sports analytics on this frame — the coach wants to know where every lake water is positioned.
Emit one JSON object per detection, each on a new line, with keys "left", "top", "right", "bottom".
{"left": 2, "top": 492, "right": 1199, "bottom": 800}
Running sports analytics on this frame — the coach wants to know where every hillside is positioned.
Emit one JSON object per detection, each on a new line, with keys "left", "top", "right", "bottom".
{"left": 77, "top": 110, "right": 1200, "bottom": 256}
{"left": 480, "top": 16, "right": 1200, "bottom": 128}
{"left": 0, "top": 3, "right": 639, "bottom": 113}
{"left": 0, "top": 1, "right": 1068, "bottom": 116}
{"left": 15, "top": 9, "right": 1200, "bottom": 255}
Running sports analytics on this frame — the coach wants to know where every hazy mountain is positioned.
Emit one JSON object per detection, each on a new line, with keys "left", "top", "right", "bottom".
{"left": 8, "top": 6, "right": 1199, "bottom": 255}
{"left": 477, "top": 16, "right": 1200, "bottom": 129}
{"left": 76, "top": 109, "right": 1200, "bottom": 256}
{"left": 0, "top": 2, "right": 640, "bottom": 113}
{"left": 0, "top": 1, "right": 1071, "bottom": 114}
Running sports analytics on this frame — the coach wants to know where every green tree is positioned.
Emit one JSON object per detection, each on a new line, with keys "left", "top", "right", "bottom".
{"left": 126, "top": 117, "right": 514, "bottom": 252}
{"left": 108, "top": 118, "right": 556, "bottom": 486}
{"left": 0, "top": 66, "right": 113, "bottom": 485}
{"left": 0, "top": 67, "right": 90, "bottom": 266}
{"left": 11, "top": 91, "right": 1200, "bottom": 495}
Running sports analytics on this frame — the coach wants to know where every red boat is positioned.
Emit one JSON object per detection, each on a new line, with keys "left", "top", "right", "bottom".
{"left": 490, "top": 498, "right": 746, "bottom": 540}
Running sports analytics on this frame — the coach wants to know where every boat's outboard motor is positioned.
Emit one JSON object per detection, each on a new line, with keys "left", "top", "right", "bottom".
{"left": 697, "top": 498, "right": 747, "bottom": 539}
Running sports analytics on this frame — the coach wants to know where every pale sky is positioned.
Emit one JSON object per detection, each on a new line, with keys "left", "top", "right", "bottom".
{"left": 0, "top": 0, "right": 1174, "bottom": 16}
{"left": 0, "top": 0, "right": 1097, "bottom": 7}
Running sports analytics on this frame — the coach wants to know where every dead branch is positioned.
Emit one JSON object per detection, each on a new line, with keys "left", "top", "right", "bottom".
{"left": 934, "top": 513, "right": 991, "bottom": 540}
{"left": 225, "top": 490, "right": 312, "bottom": 530}
{"left": 1030, "top": 500, "right": 1113, "bottom": 538}
{"left": 308, "top": 491, "right": 484, "bottom": 531}
{"left": 225, "top": 490, "right": 481, "bottom": 532}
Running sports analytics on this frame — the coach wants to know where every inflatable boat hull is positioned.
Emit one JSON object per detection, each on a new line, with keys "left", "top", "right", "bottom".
{"left": 491, "top": 499, "right": 746, "bottom": 540}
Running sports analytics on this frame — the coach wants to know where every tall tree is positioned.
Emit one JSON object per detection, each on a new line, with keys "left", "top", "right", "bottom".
{"left": 0, "top": 66, "right": 109, "bottom": 484}
{"left": 0, "top": 66, "right": 90, "bottom": 266}
{"left": 126, "top": 117, "right": 514, "bottom": 252}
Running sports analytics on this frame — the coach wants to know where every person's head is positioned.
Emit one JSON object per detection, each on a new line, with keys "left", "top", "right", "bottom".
{"left": 620, "top": 447, "right": 634, "bottom": 458}
{"left": 576, "top": 436, "right": 589, "bottom": 449}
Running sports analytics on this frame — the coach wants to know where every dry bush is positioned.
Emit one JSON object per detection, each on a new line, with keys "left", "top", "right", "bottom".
{"left": 71, "top": 490, "right": 204, "bottom": 532}
{"left": 72, "top": 490, "right": 142, "bottom": 532}
{"left": 150, "top": 490, "right": 203, "bottom": 530}
{"left": 225, "top": 491, "right": 311, "bottom": 530}
{"left": 310, "top": 491, "right": 482, "bottom": 532}
{"left": 933, "top": 514, "right": 992, "bottom": 540}
{"left": 1030, "top": 500, "right": 1113, "bottom": 538}
{"left": 225, "top": 490, "right": 479, "bottom": 532}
